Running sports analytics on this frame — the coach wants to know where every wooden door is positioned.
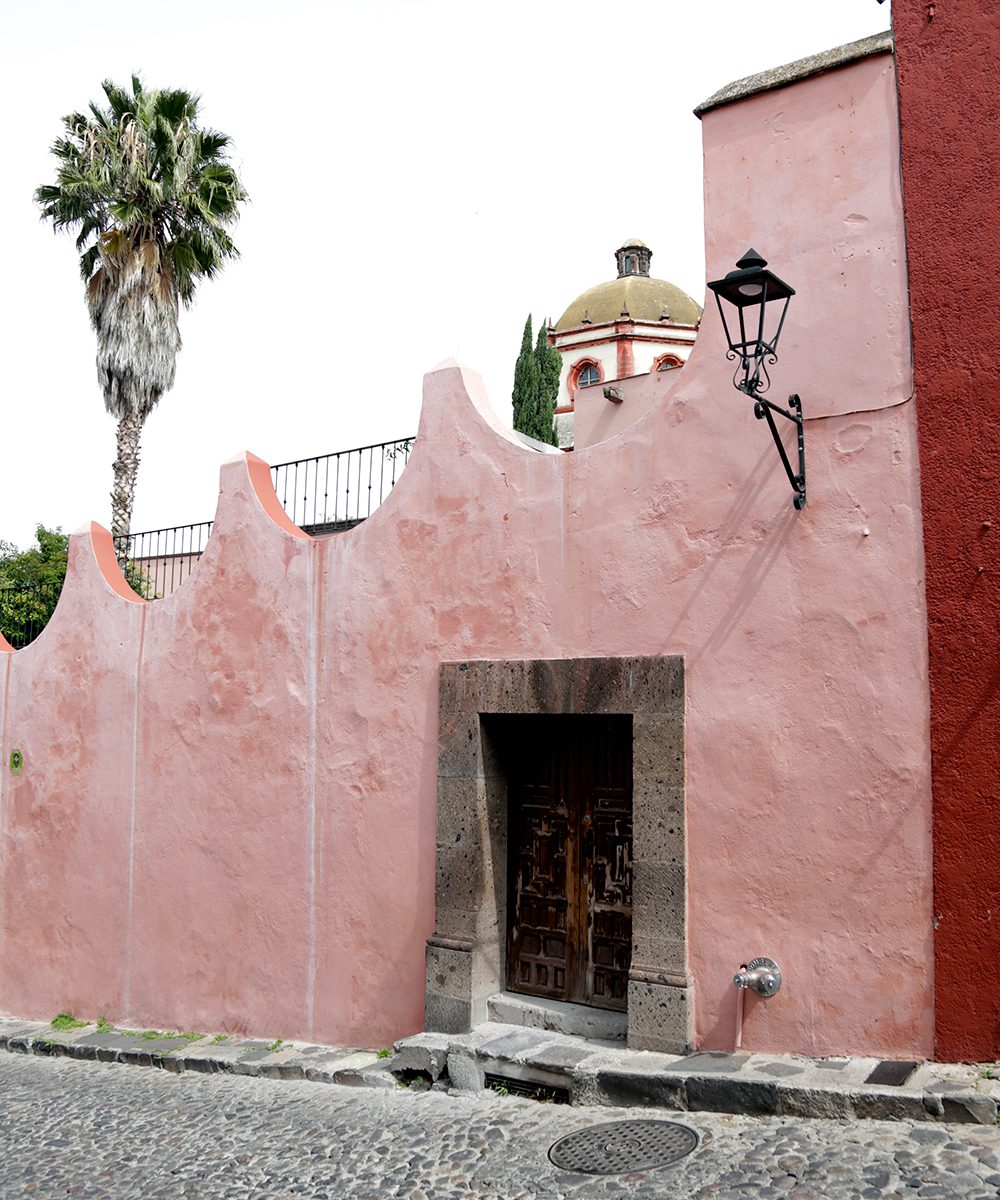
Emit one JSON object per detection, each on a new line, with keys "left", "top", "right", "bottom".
{"left": 505, "top": 715, "right": 632, "bottom": 1010}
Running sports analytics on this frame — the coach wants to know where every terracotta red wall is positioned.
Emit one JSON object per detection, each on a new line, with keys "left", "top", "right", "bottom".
{"left": 893, "top": 6, "right": 1000, "bottom": 1060}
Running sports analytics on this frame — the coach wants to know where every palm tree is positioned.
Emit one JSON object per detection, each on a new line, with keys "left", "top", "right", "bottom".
{"left": 35, "top": 76, "right": 247, "bottom": 563}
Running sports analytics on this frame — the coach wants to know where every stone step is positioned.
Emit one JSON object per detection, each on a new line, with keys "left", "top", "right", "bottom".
{"left": 485, "top": 992, "right": 627, "bottom": 1042}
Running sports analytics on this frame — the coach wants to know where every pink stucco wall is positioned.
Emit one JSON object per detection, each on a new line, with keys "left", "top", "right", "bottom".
{"left": 574, "top": 370, "right": 680, "bottom": 451}
{"left": 0, "top": 48, "right": 931, "bottom": 1056}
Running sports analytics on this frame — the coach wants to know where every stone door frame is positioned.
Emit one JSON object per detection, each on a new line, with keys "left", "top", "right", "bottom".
{"left": 426, "top": 656, "right": 691, "bottom": 1053}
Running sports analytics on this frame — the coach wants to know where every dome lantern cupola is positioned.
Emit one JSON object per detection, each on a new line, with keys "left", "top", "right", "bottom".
{"left": 554, "top": 239, "right": 700, "bottom": 331}
{"left": 616, "top": 238, "right": 652, "bottom": 278}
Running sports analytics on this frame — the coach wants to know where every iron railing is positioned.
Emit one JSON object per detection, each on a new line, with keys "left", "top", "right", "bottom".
{"left": 116, "top": 521, "right": 215, "bottom": 601}
{"left": 114, "top": 437, "right": 415, "bottom": 602}
{"left": 0, "top": 582, "right": 63, "bottom": 649}
{"left": 5, "top": 437, "right": 416, "bottom": 637}
{"left": 270, "top": 437, "right": 415, "bottom": 534}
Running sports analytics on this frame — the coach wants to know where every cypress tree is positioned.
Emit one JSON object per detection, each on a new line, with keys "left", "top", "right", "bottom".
{"left": 512, "top": 315, "right": 541, "bottom": 438}
{"left": 534, "top": 321, "right": 561, "bottom": 446}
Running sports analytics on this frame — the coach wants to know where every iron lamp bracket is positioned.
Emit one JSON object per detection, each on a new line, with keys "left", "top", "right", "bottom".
{"left": 742, "top": 387, "right": 806, "bottom": 510}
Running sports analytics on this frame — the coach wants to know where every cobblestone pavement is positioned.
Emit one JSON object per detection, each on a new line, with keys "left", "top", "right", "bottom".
{"left": 2, "top": 1054, "right": 999, "bottom": 1200}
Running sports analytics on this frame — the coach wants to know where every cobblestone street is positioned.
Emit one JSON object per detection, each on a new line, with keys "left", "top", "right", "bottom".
{"left": 2, "top": 1054, "right": 999, "bottom": 1199}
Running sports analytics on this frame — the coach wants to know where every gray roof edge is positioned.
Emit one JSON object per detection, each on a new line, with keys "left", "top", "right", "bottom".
{"left": 694, "top": 30, "right": 894, "bottom": 118}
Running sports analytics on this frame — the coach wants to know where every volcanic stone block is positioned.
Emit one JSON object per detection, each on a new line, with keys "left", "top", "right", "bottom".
{"left": 686, "top": 1075, "right": 779, "bottom": 1116}
{"left": 424, "top": 991, "right": 476, "bottom": 1035}
{"left": 631, "top": 861, "right": 686, "bottom": 946}
{"left": 434, "top": 841, "right": 488, "bottom": 913}
{"left": 630, "top": 932, "right": 687, "bottom": 978}
{"left": 632, "top": 715, "right": 684, "bottom": 788}
{"left": 627, "top": 978, "right": 693, "bottom": 1053}
{"left": 574, "top": 1068, "right": 687, "bottom": 1111}
{"left": 425, "top": 942, "right": 475, "bottom": 1001}
{"left": 632, "top": 783, "right": 685, "bottom": 863}
{"left": 777, "top": 1085, "right": 854, "bottom": 1119}
{"left": 437, "top": 711, "right": 484, "bottom": 779}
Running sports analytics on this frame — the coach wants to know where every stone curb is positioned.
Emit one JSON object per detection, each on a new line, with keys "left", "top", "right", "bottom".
{"left": 390, "top": 1027, "right": 1000, "bottom": 1127}
{"left": 0, "top": 1019, "right": 393, "bottom": 1089}
{"left": 572, "top": 1066, "right": 997, "bottom": 1125}
{"left": 3, "top": 1016, "right": 997, "bottom": 1126}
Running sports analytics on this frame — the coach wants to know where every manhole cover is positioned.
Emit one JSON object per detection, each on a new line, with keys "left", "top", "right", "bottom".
{"left": 548, "top": 1119, "right": 698, "bottom": 1175}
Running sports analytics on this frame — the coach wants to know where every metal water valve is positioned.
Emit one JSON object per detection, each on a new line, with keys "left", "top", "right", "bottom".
{"left": 733, "top": 957, "right": 782, "bottom": 997}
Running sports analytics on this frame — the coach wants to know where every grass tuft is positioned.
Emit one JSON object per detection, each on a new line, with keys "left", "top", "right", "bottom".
{"left": 51, "top": 1012, "right": 88, "bottom": 1031}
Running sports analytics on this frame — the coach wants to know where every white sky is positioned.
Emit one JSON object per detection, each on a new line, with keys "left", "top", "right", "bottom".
{"left": 0, "top": 0, "right": 889, "bottom": 549}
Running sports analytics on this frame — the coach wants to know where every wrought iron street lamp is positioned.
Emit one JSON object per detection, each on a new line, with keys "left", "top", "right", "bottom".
{"left": 707, "top": 249, "right": 806, "bottom": 510}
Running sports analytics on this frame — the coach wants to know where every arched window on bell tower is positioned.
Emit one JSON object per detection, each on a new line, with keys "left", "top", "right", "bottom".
{"left": 570, "top": 359, "right": 604, "bottom": 393}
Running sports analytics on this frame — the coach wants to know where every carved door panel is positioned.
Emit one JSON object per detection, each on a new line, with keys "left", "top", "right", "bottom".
{"left": 582, "top": 722, "right": 633, "bottom": 1008}
{"left": 506, "top": 716, "right": 632, "bottom": 1010}
{"left": 506, "top": 726, "right": 573, "bottom": 1000}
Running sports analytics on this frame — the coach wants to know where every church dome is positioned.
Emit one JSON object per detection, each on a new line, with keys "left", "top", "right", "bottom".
{"left": 554, "top": 239, "right": 703, "bottom": 331}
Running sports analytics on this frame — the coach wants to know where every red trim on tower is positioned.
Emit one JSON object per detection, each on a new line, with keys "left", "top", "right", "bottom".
{"left": 617, "top": 336, "right": 634, "bottom": 378}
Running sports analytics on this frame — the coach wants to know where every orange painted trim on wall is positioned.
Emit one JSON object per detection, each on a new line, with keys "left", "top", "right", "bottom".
{"left": 89, "top": 523, "right": 148, "bottom": 603}
{"left": 245, "top": 453, "right": 313, "bottom": 541}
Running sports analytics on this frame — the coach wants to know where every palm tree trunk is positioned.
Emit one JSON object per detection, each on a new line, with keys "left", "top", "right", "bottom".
{"left": 111, "top": 411, "right": 143, "bottom": 569}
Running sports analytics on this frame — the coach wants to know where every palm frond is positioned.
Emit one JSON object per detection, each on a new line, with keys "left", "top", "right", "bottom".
{"left": 74, "top": 214, "right": 104, "bottom": 251}
{"left": 87, "top": 100, "right": 110, "bottom": 129}
{"left": 79, "top": 244, "right": 100, "bottom": 281}
{"left": 197, "top": 129, "right": 230, "bottom": 159}
{"left": 101, "top": 79, "right": 135, "bottom": 123}
{"left": 108, "top": 201, "right": 143, "bottom": 228}
{"left": 34, "top": 183, "right": 62, "bottom": 205}
{"left": 153, "top": 88, "right": 197, "bottom": 125}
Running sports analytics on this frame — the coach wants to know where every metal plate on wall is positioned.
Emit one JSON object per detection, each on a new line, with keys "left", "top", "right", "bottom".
{"left": 548, "top": 1119, "right": 698, "bottom": 1175}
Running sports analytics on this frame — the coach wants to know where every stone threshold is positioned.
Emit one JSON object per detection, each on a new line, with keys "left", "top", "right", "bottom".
{"left": 0, "top": 1014, "right": 996, "bottom": 1126}
{"left": 486, "top": 991, "right": 627, "bottom": 1042}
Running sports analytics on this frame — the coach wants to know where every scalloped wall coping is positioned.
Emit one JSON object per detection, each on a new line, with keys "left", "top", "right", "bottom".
{"left": 78, "top": 522, "right": 148, "bottom": 603}
{"left": 235, "top": 452, "right": 312, "bottom": 542}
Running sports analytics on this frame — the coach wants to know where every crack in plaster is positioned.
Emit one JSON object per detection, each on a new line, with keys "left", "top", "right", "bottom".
{"left": 122, "top": 604, "right": 148, "bottom": 1021}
